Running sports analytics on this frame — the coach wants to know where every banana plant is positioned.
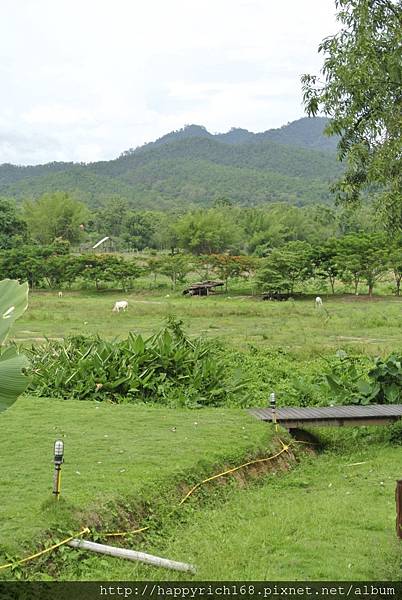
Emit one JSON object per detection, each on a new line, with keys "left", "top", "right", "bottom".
{"left": 0, "top": 279, "right": 29, "bottom": 413}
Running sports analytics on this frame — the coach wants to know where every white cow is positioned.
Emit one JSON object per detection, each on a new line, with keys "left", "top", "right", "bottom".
{"left": 315, "top": 296, "right": 323, "bottom": 308}
{"left": 58, "top": 291, "right": 63, "bottom": 298}
{"left": 112, "top": 300, "right": 128, "bottom": 312}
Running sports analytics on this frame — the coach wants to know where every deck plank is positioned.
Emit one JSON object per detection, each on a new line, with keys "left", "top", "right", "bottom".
{"left": 249, "top": 404, "right": 402, "bottom": 428}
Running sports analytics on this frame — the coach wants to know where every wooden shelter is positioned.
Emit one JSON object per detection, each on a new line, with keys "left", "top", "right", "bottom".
{"left": 183, "top": 280, "right": 224, "bottom": 296}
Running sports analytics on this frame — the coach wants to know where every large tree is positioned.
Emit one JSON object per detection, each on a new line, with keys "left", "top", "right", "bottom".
{"left": 23, "top": 192, "right": 89, "bottom": 244}
{"left": 257, "top": 241, "right": 314, "bottom": 294}
{"left": 302, "top": 0, "right": 402, "bottom": 230}
{"left": 174, "top": 208, "right": 244, "bottom": 255}
{"left": 95, "top": 197, "right": 129, "bottom": 237}
{"left": 0, "top": 198, "right": 28, "bottom": 249}
{"left": 336, "top": 232, "right": 389, "bottom": 295}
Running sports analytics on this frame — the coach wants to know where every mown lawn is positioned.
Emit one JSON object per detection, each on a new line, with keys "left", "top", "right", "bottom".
{"left": 11, "top": 290, "right": 402, "bottom": 356}
{"left": 0, "top": 397, "right": 272, "bottom": 555}
{"left": 58, "top": 438, "right": 402, "bottom": 581}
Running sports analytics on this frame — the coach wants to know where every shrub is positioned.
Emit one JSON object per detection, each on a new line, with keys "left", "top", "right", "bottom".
{"left": 387, "top": 420, "right": 402, "bottom": 445}
{"left": 26, "top": 317, "right": 247, "bottom": 407}
{"left": 360, "top": 354, "right": 402, "bottom": 404}
{"left": 320, "top": 350, "right": 371, "bottom": 405}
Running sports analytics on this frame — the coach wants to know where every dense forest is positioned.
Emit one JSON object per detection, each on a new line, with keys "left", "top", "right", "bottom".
{"left": 0, "top": 117, "right": 342, "bottom": 209}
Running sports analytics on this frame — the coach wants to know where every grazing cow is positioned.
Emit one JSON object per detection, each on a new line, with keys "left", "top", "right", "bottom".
{"left": 112, "top": 300, "right": 128, "bottom": 312}
{"left": 315, "top": 296, "right": 323, "bottom": 307}
{"left": 58, "top": 291, "right": 63, "bottom": 298}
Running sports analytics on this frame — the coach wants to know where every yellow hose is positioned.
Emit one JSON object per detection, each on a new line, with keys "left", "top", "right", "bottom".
{"left": 105, "top": 439, "right": 291, "bottom": 537}
{"left": 0, "top": 527, "right": 90, "bottom": 572}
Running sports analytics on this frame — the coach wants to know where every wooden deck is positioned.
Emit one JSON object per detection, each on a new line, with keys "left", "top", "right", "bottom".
{"left": 249, "top": 404, "right": 402, "bottom": 428}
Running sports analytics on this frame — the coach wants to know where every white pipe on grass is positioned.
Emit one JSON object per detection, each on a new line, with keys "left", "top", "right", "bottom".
{"left": 68, "top": 539, "right": 196, "bottom": 574}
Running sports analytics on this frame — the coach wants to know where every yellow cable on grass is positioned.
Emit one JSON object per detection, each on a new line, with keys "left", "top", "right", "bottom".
{"left": 178, "top": 439, "right": 289, "bottom": 507}
{"left": 0, "top": 527, "right": 90, "bottom": 572}
{"left": 104, "top": 525, "right": 150, "bottom": 538}
{"left": 105, "top": 439, "right": 291, "bottom": 538}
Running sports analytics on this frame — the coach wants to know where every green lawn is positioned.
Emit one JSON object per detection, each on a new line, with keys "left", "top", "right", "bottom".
{"left": 0, "top": 397, "right": 272, "bottom": 555}
{"left": 57, "top": 439, "right": 402, "bottom": 581}
{"left": 11, "top": 290, "right": 402, "bottom": 357}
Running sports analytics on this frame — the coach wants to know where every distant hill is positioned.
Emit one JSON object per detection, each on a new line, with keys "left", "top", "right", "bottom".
{"left": 0, "top": 117, "right": 341, "bottom": 209}
{"left": 145, "top": 117, "right": 338, "bottom": 152}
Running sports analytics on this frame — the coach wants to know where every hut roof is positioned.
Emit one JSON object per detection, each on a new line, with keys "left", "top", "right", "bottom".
{"left": 92, "top": 236, "right": 110, "bottom": 249}
{"left": 183, "top": 280, "right": 224, "bottom": 295}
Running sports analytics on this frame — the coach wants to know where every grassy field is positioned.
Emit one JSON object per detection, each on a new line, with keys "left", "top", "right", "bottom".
{"left": 2, "top": 397, "right": 400, "bottom": 581}
{"left": 0, "top": 397, "right": 272, "bottom": 555}
{"left": 2, "top": 289, "right": 402, "bottom": 580}
{"left": 11, "top": 289, "right": 402, "bottom": 356}
{"left": 58, "top": 437, "right": 402, "bottom": 581}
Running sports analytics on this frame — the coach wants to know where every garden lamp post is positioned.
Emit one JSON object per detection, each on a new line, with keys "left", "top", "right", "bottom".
{"left": 53, "top": 440, "right": 64, "bottom": 500}
{"left": 270, "top": 392, "right": 278, "bottom": 432}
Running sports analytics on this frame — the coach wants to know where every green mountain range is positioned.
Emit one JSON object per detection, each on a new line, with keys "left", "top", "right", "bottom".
{"left": 0, "top": 117, "right": 341, "bottom": 210}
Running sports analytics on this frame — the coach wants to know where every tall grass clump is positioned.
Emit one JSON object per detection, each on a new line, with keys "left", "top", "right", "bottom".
{"left": 26, "top": 317, "right": 247, "bottom": 407}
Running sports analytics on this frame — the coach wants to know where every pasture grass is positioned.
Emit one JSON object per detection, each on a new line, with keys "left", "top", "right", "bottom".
{"left": 55, "top": 434, "right": 402, "bottom": 581}
{"left": 2, "top": 290, "right": 402, "bottom": 580}
{"left": 0, "top": 397, "right": 272, "bottom": 556}
{"left": 11, "top": 290, "right": 402, "bottom": 357}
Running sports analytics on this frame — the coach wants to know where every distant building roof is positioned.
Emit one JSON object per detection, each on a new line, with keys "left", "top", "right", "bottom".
{"left": 92, "top": 236, "right": 110, "bottom": 249}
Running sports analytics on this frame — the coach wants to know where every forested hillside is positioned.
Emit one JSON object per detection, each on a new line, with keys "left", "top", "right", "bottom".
{"left": 0, "top": 117, "right": 341, "bottom": 209}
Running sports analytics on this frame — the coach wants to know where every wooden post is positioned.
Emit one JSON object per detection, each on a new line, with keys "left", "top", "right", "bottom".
{"left": 396, "top": 480, "right": 402, "bottom": 539}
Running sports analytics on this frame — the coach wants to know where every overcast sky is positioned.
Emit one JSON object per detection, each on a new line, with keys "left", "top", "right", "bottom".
{"left": 0, "top": 0, "right": 338, "bottom": 165}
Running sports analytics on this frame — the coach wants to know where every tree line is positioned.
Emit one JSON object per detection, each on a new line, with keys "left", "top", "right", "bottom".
{"left": 0, "top": 191, "right": 392, "bottom": 253}
{"left": 1, "top": 190, "right": 401, "bottom": 295}
{"left": 1, "top": 234, "right": 401, "bottom": 296}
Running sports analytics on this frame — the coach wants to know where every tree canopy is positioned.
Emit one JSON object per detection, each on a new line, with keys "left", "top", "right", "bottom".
{"left": 0, "top": 198, "right": 28, "bottom": 249}
{"left": 23, "top": 192, "right": 89, "bottom": 244}
{"left": 302, "top": 0, "right": 402, "bottom": 230}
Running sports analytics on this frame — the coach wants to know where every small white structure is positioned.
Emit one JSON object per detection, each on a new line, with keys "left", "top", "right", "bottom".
{"left": 112, "top": 300, "right": 128, "bottom": 312}
{"left": 58, "top": 291, "right": 63, "bottom": 298}
{"left": 315, "top": 296, "right": 323, "bottom": 307}
{"left": 91, "top": 236, "right": 115, "bottom": 253}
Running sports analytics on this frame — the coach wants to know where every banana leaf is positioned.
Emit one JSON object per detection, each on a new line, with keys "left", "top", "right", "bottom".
{"left": 0, "top": 280, "right": 30, "bottom": 413}
{"left": 0, "top": 279, "right": 29, "bottom": 345}
{"left": 0, "top": 346, "right": 29, "bottom": 412}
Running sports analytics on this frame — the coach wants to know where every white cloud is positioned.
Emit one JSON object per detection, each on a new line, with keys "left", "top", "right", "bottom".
{"left": 22, "top": 105, "right": 95, "bottom": 126}
{"left": 0, "top": 0, "right": 338, "bottom": 164}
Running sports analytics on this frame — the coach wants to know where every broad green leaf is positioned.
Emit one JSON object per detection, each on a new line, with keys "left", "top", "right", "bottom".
{"left": 0, "top": 346, "right": 29, "bottom": 413}
{"left": 383, "top": 383, "right": 400, "bottom": 404}
{"left": 0, "top": 280, "right": 29, "bottom": 345}
{"left": 357, "top": 380, "right": 372, "bottom": 395}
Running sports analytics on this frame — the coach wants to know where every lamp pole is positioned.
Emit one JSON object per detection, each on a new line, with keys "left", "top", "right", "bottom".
{"left": 53, "top": 440, "right": 64, "bottom": 500}
{"left": 270, "top": 392, "right": 278, "bottom": 432}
